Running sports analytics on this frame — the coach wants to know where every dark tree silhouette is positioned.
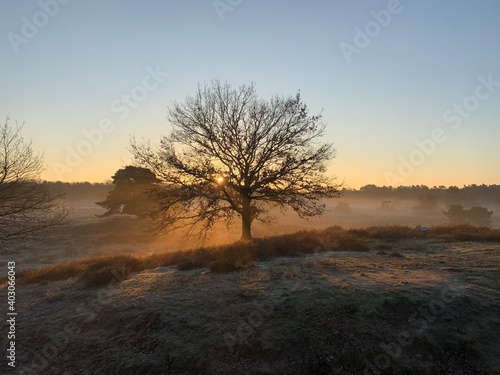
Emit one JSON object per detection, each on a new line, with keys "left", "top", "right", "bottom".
{"left": 443, "top": 204, "right": 493, "bottom": 226}
{"left": 130, "top": 80, "right": 341, "bottom": 240}
{"left": 0, "top": 117, "right": 67, "bottom": 247}
{"left": 96, "top": 166, "right": 160, "bottom": 217}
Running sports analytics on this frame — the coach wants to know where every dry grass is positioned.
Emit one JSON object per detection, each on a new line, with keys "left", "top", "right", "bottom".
{"left": 6, "top": 236, "right": 500, "bottom": 374}
{"left": 10, "top": 224, "right": 500, "bottom": 287}
{"left": 79, "top": 256, "right": 142, "bottom": 288}
{"left": 429, "top": 224, "right": 500, "bottom": 242}
{"left": 359, "top": 224, "right": 500, "bottom": 242}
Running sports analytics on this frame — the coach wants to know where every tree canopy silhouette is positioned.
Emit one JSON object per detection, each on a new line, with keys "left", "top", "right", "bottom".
{"left": 96, "top": 166, "right": 159, "bottom": 217}
{"left": 443, "top": 204, "right": 493, "bottom": 226}
{"left": 130, "top": 81, "right": 341, "bottom": 240}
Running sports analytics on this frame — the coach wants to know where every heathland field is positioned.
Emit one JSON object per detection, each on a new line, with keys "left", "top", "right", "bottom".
{"left": 2, "top": 216, "right": 500, "bottom": 375}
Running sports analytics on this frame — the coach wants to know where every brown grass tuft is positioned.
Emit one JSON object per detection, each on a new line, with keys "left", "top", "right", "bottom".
{"left": 430, "top": 224, "right": 500, "bottom": 242}
{"left": 364, "top": 225, "right": 416, "bottom": 240}
{"left": 79, "top": 256, "right": 142, "bottom": 288}
{"left": 334, "top": 233, "right": 370, "bottom": 251}
{"left": 209, "top": 241, "right": 255, "bottom": 273}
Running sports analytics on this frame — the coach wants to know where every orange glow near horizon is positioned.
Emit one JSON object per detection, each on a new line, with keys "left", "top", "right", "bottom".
{"left": 40, "top": 157, "right": 499, "bottom": 190}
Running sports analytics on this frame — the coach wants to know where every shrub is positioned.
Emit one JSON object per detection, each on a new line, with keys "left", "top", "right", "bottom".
{"left": 79, "top": 256, "right": 141, "bottom": 288}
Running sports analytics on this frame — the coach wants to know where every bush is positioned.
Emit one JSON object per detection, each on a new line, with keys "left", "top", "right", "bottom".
{"left": 79, "top": 256, "right": 141, "bottom": 288}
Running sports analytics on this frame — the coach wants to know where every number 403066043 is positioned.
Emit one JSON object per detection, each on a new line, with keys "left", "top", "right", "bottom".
{"left": 7, "top": 261, "right": 16, "bottom": 311}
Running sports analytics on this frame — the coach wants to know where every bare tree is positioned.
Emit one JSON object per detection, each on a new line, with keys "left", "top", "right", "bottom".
{"left": 0, "top": 117, "right": 68, "bottom": 247}
{"left": 130, "top": 81, "right": 341, "bottom": 240}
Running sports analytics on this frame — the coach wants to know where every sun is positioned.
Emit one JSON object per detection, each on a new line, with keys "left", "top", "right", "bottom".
{"left": 216, "top": 176, "right": 225, "bottom": 185}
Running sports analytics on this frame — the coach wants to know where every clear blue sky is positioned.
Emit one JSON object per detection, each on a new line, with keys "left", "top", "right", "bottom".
{"left": 1, "top": 0, "right": 499, "bottom": 188}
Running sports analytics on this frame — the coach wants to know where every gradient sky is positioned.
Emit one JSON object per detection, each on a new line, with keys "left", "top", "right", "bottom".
{"left": 1, "top": 0, "right": 499, "bottom": 188}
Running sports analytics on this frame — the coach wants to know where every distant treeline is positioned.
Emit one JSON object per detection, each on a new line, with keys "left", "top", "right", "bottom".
{"left": 341, "top": 184, "right": 500, "bottom": 205}
{"left": 44, "top": 181, "right": 112, "bottom": 202}
{"left": 44, "top": 181, "right": 500, "bottom": 205}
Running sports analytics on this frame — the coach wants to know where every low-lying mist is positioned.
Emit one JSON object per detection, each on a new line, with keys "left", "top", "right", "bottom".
{"left": 5, "top": 189, "right": 498, "bottom": 273}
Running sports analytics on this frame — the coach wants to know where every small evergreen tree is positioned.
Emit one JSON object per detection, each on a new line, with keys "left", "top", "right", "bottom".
{"left": 96, "top": 166, "right": 159, "bottom": 217}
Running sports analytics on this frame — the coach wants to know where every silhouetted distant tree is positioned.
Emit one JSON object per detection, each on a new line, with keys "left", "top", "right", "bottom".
{"left": 0, "top": 117, "right": 68, "bottom": 246}
{"left": 443, "top": 204, "right": 466, "bottom": 225}
{"left": 130, "top": 80, "right": 341, "bottom": 240}
{"left": 467, "top": 206, "right": 493, "bottom": 226}
{"left": 96, "top": 166, "right": 159, "bottom": 217}
{"left": 443, "top": 204, "right": 493, "bottom": 226}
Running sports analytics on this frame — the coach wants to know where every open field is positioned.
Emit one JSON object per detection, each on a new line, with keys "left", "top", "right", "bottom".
{"left": 3, "top": 197, "right": 499, "bottom": 272}
{"left": 1, "top": 219, "right": 499, "bottom": 374}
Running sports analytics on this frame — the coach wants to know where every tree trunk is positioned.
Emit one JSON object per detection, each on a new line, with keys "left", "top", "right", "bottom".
{"left": 241, "top": 194, "right": 252, "bottom": 240}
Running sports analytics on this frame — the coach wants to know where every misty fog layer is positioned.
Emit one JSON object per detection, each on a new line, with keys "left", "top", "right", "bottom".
{"left": 4, "top": 183, "right": 498, "bottom": 271}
